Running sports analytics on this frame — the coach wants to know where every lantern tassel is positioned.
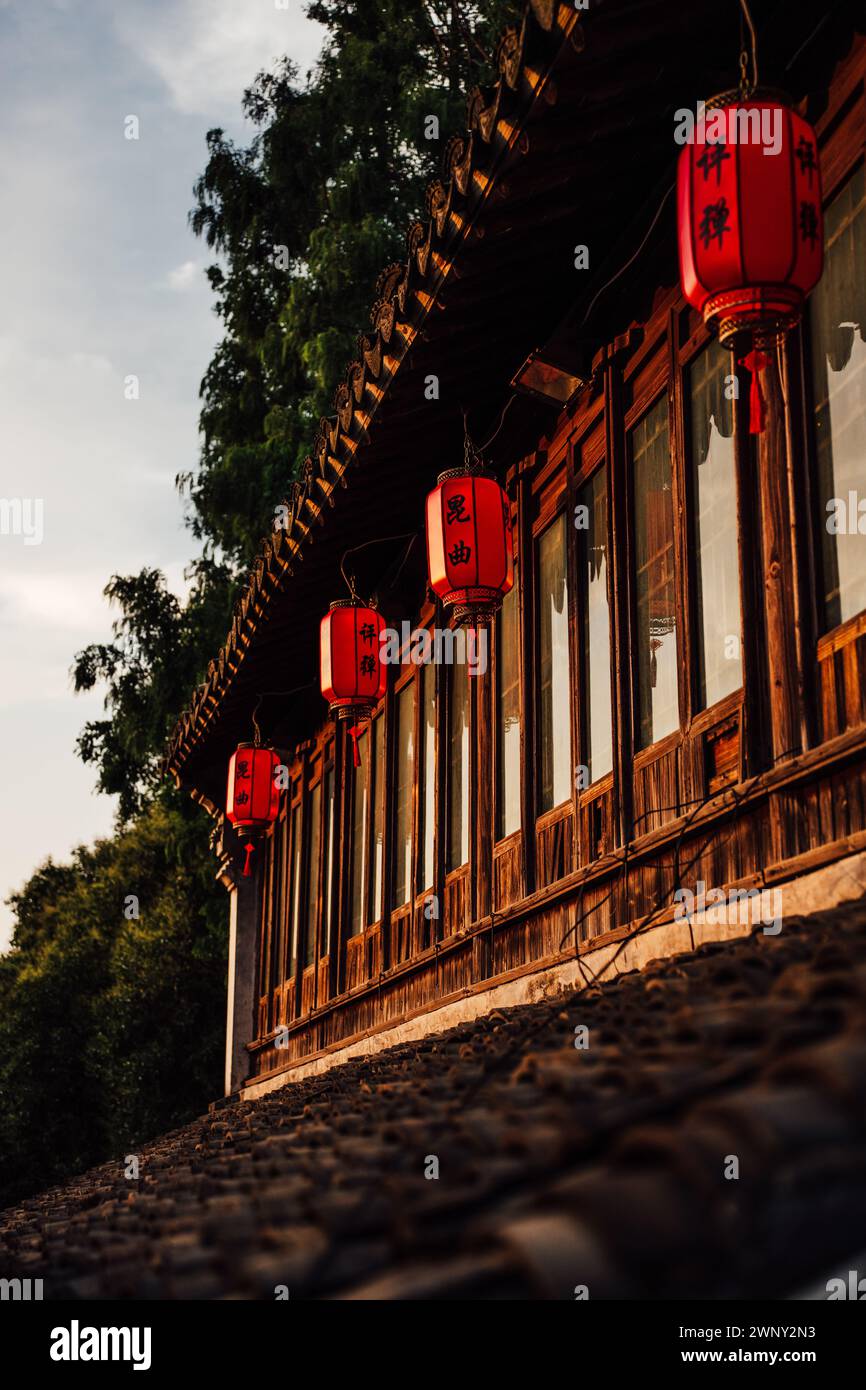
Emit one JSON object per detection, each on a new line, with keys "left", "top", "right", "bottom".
{"left": 242, "top": 841, "right": 255, "bottom": 878}
{"left": 348, "top": 725, "right": 363, "bottom": 768}
{"left": 739, "top": 348, "right": 770, "bottom": 435}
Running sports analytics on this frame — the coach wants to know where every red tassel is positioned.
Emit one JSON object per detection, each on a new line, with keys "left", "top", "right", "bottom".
{"left": 242, "top": 841, "right": 255, "bottom": 878}
{"left": 348, "top": 725, "right": 362, "bottom": 768}
{"left": 739, "top": 349, "right": 770, "bottom": 435}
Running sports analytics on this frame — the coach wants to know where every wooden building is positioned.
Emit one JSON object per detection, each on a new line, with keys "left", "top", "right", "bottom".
{"left": 165, "top": 0, "right": 866, "bottom": 1098}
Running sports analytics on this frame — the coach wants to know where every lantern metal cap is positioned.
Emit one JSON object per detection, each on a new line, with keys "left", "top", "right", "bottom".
{"left": 331, "top": 702, "right": 376, "bottom": 723}
{"left": 702, "top": 86, "right": 791, "bottom": 112}
{"left": 705, "top": 285, "right": 804, "bottom": 348}
{"left": 329, "top": 597, "right": 364, "bottom": 611}
{"left": 436, "top": 465, "right": 488, "bottom": 486}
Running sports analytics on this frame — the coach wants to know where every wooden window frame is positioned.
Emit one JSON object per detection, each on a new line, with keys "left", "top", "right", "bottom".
{"left": 390, "top": 660, "right": 417, "bottom": 964}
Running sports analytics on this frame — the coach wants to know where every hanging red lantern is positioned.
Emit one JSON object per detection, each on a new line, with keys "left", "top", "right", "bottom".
{"left": 320, "top": 599, "right": 387, "bottom": 765}
{"left": 678, "top": 96, "right": 823, "bottom": 350}
{"left": 426, "top": 466, "right": 514, "bottom": 627}
{"left": 226, "top": 742, "right": 281, "bottom": 875}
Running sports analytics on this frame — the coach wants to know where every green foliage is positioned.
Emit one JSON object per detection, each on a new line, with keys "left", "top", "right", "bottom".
{"left": 72, "top": 558, "right": 236, "bottom": 822}
{"left": 0, "top": 794, "right": 225, "bottom": 1210}
{"left": 185, "top": 0, "right": 520, "bottom": 567}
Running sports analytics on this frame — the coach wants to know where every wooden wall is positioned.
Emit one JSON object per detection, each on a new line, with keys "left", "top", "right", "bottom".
{"left": 245, "top": 41, "right": 866, "bottom": 1081}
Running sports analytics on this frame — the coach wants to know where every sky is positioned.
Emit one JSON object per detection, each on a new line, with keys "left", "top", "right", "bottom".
{"left": 0, "top": 0, "right": 324, "bottom": 951}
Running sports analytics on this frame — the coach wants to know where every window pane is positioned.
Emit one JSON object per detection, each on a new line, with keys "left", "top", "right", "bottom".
{"left": 289, "top": 803, "right": 302, "bottom": 975}
{"left": 304, "top": 783, "right": 321, "bottom": 967}
{"left": 538, "top": 513, "right": 571, "bottom": 811}
{"left": 578, "top": 470, "right": 613, "bottom": 782}
{"left": 810, "top": 166, "right": 866, "bottom": 630}
{"left": 394, "top": 684, "right": 415, "bottom": 905}
{"left": 447, "top": 659, "right": 470, "bottom": 871}
{"left": 631, "top": 397, "right": 678, "bottom": 748}
{"left": 371, "top": 716, "right": 385, "bottom": 921}
{"left": 261, "top": 833, "right": 274, "bottom": 996}
{"left": 688, "top": 338, "right": 742, "bottom": 707}
{"left": 419, "top": 663, "right": 436, "bottom": 888}
{"left": 274, "top": 812, "right": 288, "bottom": 986}
{"left": 496, "top": 573, "right": 521, "bottom": 838}
{"left": 323, "top": 769, "right": 335, "bottom": 954}
{"left": 350, "top": 731, "right": 369, "bottom": 936}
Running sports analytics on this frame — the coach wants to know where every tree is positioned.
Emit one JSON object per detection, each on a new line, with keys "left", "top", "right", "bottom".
{"left": 0, "top": 794, "right": 226, "bottom": 1210}
{"left": 184, "top": 0, "right": 519, "bottom": 567}
{"left": 72, "top": 558, "right": 235, "bottom": 821}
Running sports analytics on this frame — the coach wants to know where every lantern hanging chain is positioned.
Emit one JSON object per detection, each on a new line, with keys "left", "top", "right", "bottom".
{"left": 738, "top": 0, "right": 759, "bottom": 98}
{"left": 249, "top": 681, "right": 317, "bottom": 745}
{"left": 579, "top": 181, "right": 676, "bottom": 329}
{"left": 479, "top": 392, "right": 516, "bottom": 454}
{"left": 389, "top": 533, "right": 418, "bottom": 592}
{"left": 461, "top": 393, "right": 517, "bottom": 469}
{"left": 250, "top": 695, "right": 263, "bottom": 749}
{"left": 340, "top": 532, "right": 419, "bottom": 603}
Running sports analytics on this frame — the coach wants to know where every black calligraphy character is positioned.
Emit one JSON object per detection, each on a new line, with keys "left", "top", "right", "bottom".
{"left": 359, "top": 655, "right": 376, "bottom": 677}
{"left": 359, "top": 623, "right": 375, "bottom": 645}
{"left": 698, "top": 198, "right": 731, "bottom": 250}
{"left": 236, "top": 760, "right": 250, "bottom": 779}
{"left": 235, "top": 790, "right": 250, "bottom": 806}
{"left": 446, "top": 494, "right": 471, "bottom": 524}
{"left": 448, "top": 540, "right": 472, "bottom": 566}
{"left": 795, "top": 137, "right": 816, "bottom": 188}
{"left": 696, "top": 142, "right": 730, "bottom": 185}
{"left": 799, "top": 201, "right": 819, "bottom": 249}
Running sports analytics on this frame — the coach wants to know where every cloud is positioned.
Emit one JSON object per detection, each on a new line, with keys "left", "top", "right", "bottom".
{"left": 111, "top": 0, "right": 325, "bottom": 118}
{"left": 166, "top": 259, "right": 201, "bottom": 290}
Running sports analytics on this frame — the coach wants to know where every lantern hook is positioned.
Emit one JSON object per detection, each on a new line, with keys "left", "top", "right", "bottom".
{"left": 738, "top": 0, "right": 759, "bottom": 99}
{"left": 250, "top": 694, "right": 264, "bottom": 748}
{"left": 461, "top": 407, "right": 484, "bottom": 472}
{"left": 340, "top": 533, "right": 419, "bottom": 603}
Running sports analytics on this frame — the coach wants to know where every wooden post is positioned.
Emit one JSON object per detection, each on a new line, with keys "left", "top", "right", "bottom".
{"left": 753, "top": 341, "right": 807, "bottom": 765}
{"left": 474, "top": 621, "right": 493, "bottom": 925}
{"left": 517, "top": 461, "right": 537, "bottom": 897}
{"left": 605, "top": 356, "right": 634, "bottom": 849}
{"left": 220, "top": 824, "right": 261, "bottom": 1097}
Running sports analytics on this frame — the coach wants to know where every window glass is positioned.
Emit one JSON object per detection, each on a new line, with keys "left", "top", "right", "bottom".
{"left": 349, "top": 730, "right": 369, "bottom": 935}
{"left": 447, "top": 659, "right": 470, "bottom": 871}
{"left": 371, "top": 716, "right": 385, "bottom": 921}
{"left": 260, "top": 833, "right": 274, "bottom": 996}
{"left": 289, "top": 802, "right": 302, "bottom": 974}
{"left": 323, "top": 769, "right": 335, "bottom": 954}
{"left": 394, "top": 683, "right": 415, "bottom": 905}
{"left": 274, "top": 812, "right": 288, "bottom": 986}
{"left": 578, "top": 470, "right": 613, "bottom": 782}
{"left": 810, "top": 165, "right": 866, "bottom": 630}
{"left": 688, "top": 337, "right": 743, "bottom": 707}
{"left": 538, "top": 513, "right": 571, "bottom": 810}
{"left": 496, "top": 573, "right": 521, "bottom": 838}
{"left": 419, "top": 663, "right": 436, "bottom": 888}
{"left": 304, "top": 783, "right": 321, "bottom": 967}
{"left": 631, "top": 397, "right": 678, "bottom": 747}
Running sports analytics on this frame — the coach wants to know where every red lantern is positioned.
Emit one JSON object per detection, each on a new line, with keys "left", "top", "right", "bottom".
{"left": 226, "top": 743, "right": 281, "bottom": 875}
{"left": 426, "top": 468, "right": 514, "bottom": 626}
{"left": 678, "top": 97, "right": 823, "bottom": 347}
{"left": 320, "top": 599, "right": 387, "bottom": 764}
